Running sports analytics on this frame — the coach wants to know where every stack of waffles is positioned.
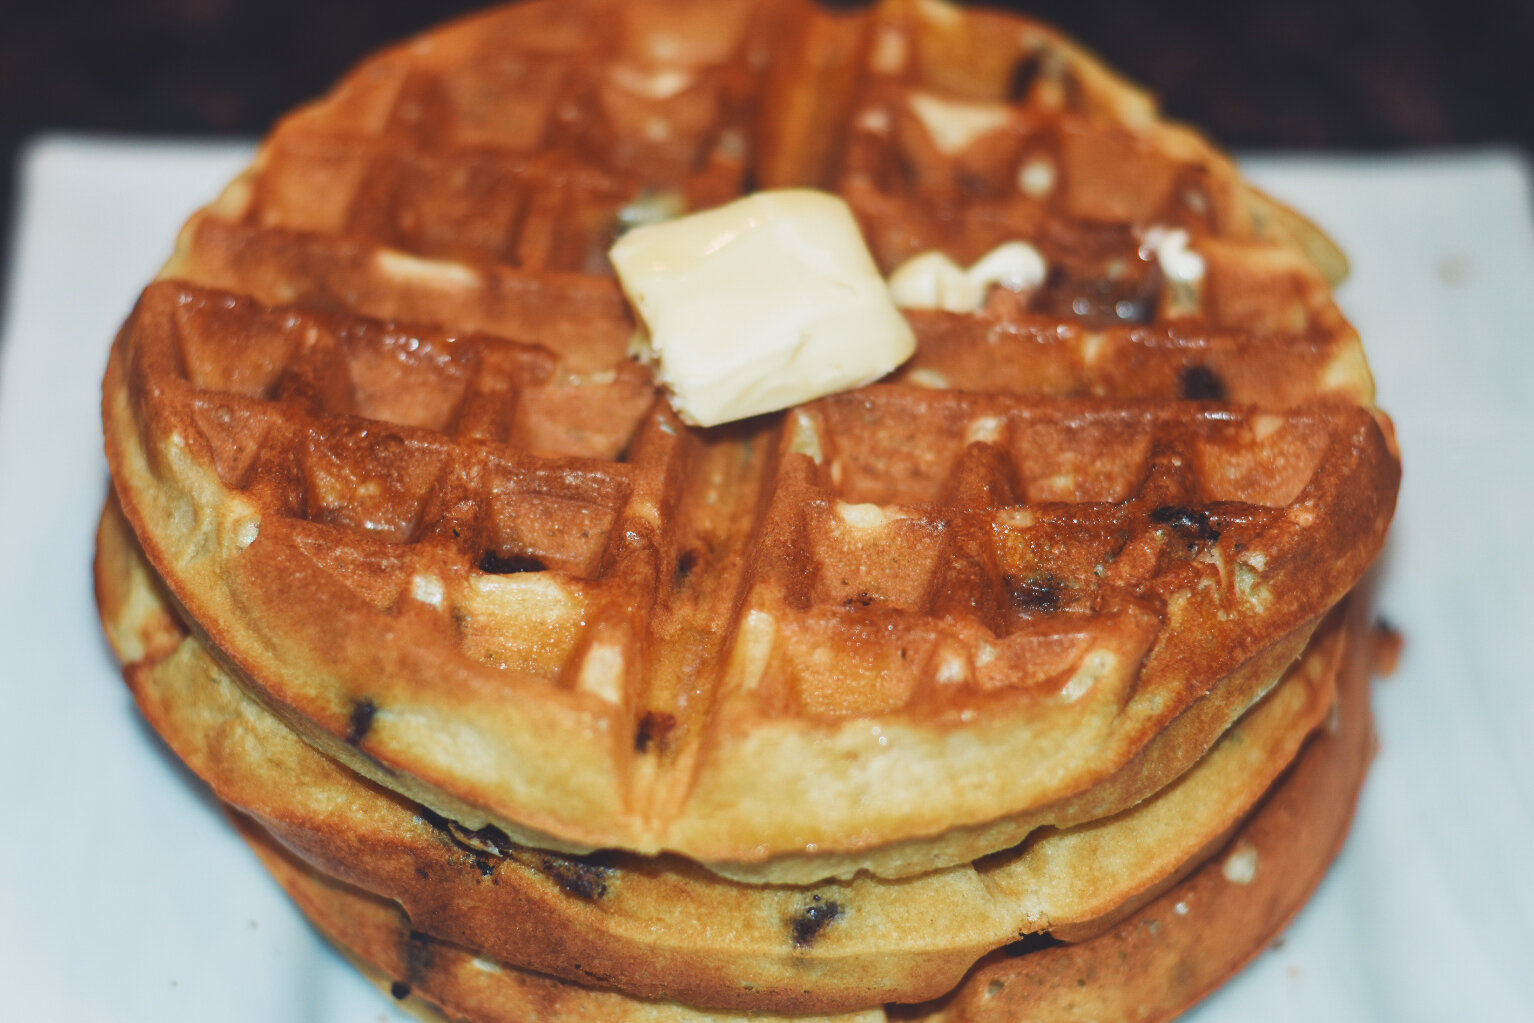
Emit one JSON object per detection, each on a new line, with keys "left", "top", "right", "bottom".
{"left": 95, "top": 0, "right": 1400, "bottom": 1020}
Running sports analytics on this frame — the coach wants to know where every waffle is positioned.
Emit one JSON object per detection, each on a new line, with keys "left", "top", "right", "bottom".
{"left": 98, "top": 0, "right": 1400, "bottom": 1017}
{"left": 95, "top": 495, "right": 1345, "bottom": 1010}
{"left": 103, "top": 0, "right": 1397, "bottom": 885}
{"left": 97, "top": 497, "right": 1380, "bottom": 1021}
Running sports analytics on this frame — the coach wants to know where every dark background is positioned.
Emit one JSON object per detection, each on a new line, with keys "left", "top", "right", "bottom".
{"left": 3, "top": 0, "right": 1532, "bottom": 315}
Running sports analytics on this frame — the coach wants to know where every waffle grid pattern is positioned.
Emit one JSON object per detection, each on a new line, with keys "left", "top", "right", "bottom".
{"left": 105, "top": 0, "right": 1398, "bottom": 872}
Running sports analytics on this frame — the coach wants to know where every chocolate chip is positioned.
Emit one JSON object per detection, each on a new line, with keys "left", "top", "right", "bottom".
{"left": 1178, "top": 364, "right": 1228, "bottom": 401}
{"left": 478, "top": 550, "right": 546, "bottom": 574}
{"left": 346, "top": 698, "right": 376, "bottom": 745}
{"left": 634, "top": 711, "right": 678, "bottom": 755}
{"left": 390, "top": 981, "right": 411, "bottom": 1000}
{"left": 1149, "top": 505, "right": 1221, "bottom": 543}
{"left": 673, "top": 549, "right": 698, "bottom": 589}
{"left": 1006, "top": 574, "right": 1061, "bottom": 612}
{"left": 540, "top": 852, "right": 615, "bottom": 901}
{"left": 791, "top": 894, "right": 843, "bottom": 948}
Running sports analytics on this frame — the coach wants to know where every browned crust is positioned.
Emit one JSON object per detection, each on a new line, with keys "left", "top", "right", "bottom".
{"left": 912, "top": 589, "right": 1377, "bottom": 1022}
{"left": 97, "top": 494, "right": 1366, "bottom": 1015}
{"left": 220, "top": 588, "right": 1375, "bottom": 1022}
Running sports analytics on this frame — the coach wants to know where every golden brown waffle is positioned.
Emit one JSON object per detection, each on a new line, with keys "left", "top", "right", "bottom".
{"left": 95, "top": 496, "right": 1347, "bottom": 1011}
{"left": 190, "top": 587, "right": 1381, "bottom": 1023}
{"left": 103, "top": 0, "right": 1398, "bottom": 884}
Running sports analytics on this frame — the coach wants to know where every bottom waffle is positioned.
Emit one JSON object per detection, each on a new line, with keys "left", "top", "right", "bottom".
{"left": 226, "top": 596, "right": 1374, "bottom": 1023}
{"left": 96, "top": 492, "right": 1377, "bottom": 1020}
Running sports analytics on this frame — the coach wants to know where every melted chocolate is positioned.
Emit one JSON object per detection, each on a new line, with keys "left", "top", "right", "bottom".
{"left": 791, "top": 895, "right": 843, "bottom": 947}
{"left": 1179, "top": 364, "right": 1228, "bottom": 401}
{"left": 1006, "top": 574, "right": 1062, "bottom": 613}
{"left": 346, "top": 698, "right": 376, "bottom": 745}
{"left": 634, "top": 710, "right": 678, "bottom": 755}
{"left": 540, "top": 852, "right": 615, "bottom": 901}
{"left": 1150, "top": 505, "right": 1221, "bottom": 544}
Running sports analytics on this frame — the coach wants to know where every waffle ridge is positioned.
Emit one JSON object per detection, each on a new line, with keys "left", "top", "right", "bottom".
{"left": 104, "top": 0, "right": 1398, "bottom": 882}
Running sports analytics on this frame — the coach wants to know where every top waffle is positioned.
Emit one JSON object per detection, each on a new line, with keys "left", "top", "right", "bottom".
{"left": 103, "top": 0, "right": 1398, "bottom": 882}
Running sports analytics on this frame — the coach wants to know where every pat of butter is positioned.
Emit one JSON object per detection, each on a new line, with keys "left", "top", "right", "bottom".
{"left": 888, "top": 241, "right": 1047, "bottom": 312}
{"left": 610, "top": 190, "right": 915, "bottom": 427}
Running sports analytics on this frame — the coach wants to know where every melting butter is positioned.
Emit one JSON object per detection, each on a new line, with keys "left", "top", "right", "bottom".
{"left": 609, "top": 190, "right": 915, "bottom": 428}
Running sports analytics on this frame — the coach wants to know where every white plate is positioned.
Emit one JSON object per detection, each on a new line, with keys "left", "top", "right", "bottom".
{"left": 2, "top": 136, "right": 1531, "bottom": 1021}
